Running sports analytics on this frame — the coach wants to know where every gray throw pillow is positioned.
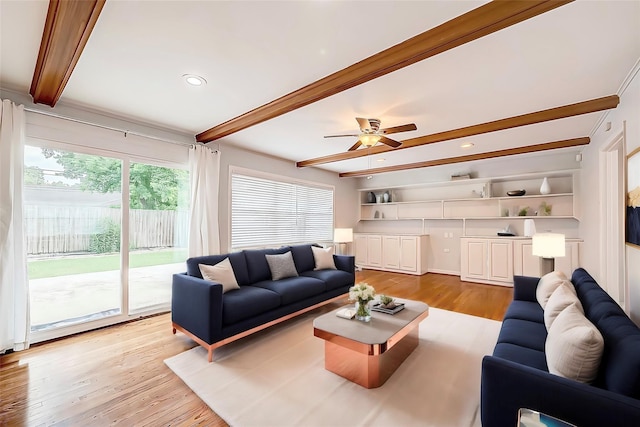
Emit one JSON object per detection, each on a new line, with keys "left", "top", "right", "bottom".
{"left": 266, "top": 251, "right": 299, "bottom": 281}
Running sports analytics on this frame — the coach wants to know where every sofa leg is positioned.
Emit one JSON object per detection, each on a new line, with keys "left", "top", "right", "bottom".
{"left": 172, "top": 327, "right": 176, "bottom": 334}
{"left": 208, "top": 348, "right": 214, "bottom": 363}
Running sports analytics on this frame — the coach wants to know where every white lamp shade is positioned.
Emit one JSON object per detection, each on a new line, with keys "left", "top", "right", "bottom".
{"left": 334, "top": 228, "right": 353, "bottom": 243}
{"left": 532, "top": 233, "right": 565, "bottom": 258}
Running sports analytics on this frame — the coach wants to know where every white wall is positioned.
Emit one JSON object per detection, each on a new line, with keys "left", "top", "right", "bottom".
{"left": 580, "top": 61, "right": 640, "bottom": 323}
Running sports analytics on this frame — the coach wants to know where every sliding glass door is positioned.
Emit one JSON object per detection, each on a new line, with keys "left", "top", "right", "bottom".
{"left": 24, "top": 146, "right": 123, "bottom": 331}
{"left": 24, "top": 145, "right": 189, "bottom": 338}
{"left": 128, "top": 161, "right": 189, "bottom": 313}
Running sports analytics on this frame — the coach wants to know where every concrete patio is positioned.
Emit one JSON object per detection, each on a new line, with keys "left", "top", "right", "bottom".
{"left": 29, "top": 262, "right": 184, "bottom": 329}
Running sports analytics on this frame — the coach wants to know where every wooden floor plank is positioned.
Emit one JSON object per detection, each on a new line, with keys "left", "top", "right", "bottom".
{"left": 0, "top": 271, "right": 512, "bottom": 425}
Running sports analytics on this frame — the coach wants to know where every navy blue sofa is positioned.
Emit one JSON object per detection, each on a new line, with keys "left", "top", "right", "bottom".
{"left": 171, "top": 244, "right": 355, "bottom": 361}
{"left": 481, "top": 268, "right": 640, "bottom": 427}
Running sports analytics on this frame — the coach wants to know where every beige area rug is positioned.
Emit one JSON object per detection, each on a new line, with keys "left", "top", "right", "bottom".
{"left": 165, "top": 307, "right": 502, "bottom": 427}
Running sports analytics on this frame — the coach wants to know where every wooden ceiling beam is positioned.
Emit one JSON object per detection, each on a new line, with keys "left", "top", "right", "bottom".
{"left": 196, "top": 0, "right": 573, "bottom": 143}
{"left": 338, "top": 137, "right": 590, "bottom": 178}
{"left": 30, "top": 0, "right": 105, "bottom": 107}
{"left": 297, "top": 95, "right": 618, "bottom": 168}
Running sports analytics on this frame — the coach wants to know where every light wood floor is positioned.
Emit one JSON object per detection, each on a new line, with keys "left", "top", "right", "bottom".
{"left": 0, "top": 271, "right": 512, "bottom": 426}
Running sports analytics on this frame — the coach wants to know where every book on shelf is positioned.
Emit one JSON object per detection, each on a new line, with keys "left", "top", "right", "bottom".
{"left": 371, "top": 302, "right": 405, "bottom": 315}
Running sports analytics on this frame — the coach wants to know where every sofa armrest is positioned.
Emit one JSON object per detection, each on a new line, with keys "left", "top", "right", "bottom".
{"left": 171, "top": 273, "right": 224, "bottom": 345}
{"left": 481, "top": 355, "right": 640, "bottom": 427}
{"left": 513, "top": 275, "right": 539, "bottom": 302}
{"left": 334, "top": 255, "right": 355, "bottom": 276}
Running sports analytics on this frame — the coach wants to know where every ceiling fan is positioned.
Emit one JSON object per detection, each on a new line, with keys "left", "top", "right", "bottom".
{"left": 324, "top": 117, "right": 417, "bottom": 151}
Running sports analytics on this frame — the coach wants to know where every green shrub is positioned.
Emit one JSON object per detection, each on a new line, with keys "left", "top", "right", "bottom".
{"left": 89, "top": 219, "right": 121, "bottom": 254}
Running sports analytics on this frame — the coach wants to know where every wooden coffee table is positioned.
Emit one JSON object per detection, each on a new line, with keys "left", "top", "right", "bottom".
{"left": 313, "top": 298, "right": 429, "bottom": 388}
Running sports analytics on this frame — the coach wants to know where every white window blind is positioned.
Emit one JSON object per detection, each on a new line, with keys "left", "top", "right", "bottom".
{"left": 231, "top": 173, "right": 334, "bottom": 249}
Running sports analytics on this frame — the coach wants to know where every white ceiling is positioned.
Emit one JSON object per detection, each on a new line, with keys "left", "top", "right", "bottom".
{"left": 1, "top": 0, "right": 639, "bottom": 174}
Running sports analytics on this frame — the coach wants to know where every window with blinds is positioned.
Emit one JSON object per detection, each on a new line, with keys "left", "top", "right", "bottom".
{"left": 231, "top": 173, "right": 334, "bottom": 249}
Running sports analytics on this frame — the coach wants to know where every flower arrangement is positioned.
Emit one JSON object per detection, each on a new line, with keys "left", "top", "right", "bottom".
{"left": 349, "top": 283, "right": 375, "bottom": 321}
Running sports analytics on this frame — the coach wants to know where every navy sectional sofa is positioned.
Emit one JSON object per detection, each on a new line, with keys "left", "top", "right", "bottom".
{"left": 481, "top": 268, "right": 640, "bottom": 427}
{"left": 171, "top": 244, "right": 355, "bottom": 361}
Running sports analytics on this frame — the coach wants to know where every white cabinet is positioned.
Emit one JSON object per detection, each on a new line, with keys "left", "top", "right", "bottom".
{"left": 382, "top": 236, "right": 400, "bottom": 269}
{"left": 462, "top": 237, "right": 581, "bottom": 286}
{"left": 488, "top": 239, "right": 514, "bottom": 283}
{"left": 355, "top": 234, "right": 428, "bottom": 275}
{"left": 461, "top": 238, "right": 488, "bottom": 281}
{"left": 461, "top": 238, "right": 513, "bottom": 286}
{"left": 400, "top": 236, "right": 419, "bottom": 272}
{"left": 355, "top": 234, "right": 382, "bottom": 268}
{"left": 513, "top": 240, "right": 581, "bottom": 278}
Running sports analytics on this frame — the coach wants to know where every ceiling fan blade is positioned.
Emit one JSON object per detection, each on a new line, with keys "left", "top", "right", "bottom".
{"left": 378, "top": 135, "right": 402, "bottom": 148}
{"left": 348, "top": 140, "right": 363, "bottom": 151}
{"left": 380, "top": 123, "right": 417, "bottom": 134}
{"left": 324, "top": 133, "right": 359, "bottom": 138}
{"left": 356, "top": 117, "right": 371, "bottom": 131}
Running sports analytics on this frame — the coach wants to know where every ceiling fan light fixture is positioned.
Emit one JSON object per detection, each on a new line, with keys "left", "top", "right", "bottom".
{"left": 360, "top": 133, "right": 382, "bottom": 147}
{"left": 183, "top": 74, "right": 207, "bottom": 86}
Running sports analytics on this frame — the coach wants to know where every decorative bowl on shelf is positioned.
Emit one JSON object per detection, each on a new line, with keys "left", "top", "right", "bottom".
{"left": 507, "top": 190, "right": 526, "bottom": 197}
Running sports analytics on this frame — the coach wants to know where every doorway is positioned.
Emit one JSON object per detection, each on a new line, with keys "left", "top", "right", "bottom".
{"left": 600, "top": 129, "right": 627, "bottom": 309}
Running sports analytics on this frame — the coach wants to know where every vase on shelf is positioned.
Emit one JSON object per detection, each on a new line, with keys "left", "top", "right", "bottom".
{"left": 355, "top": 299, "right": 371, "bottom": 322}
{"left": 540, "top": 177, "right": 551, "bottom": 195}
{"left": 383, "top": 191, "right": 390, "bottom": 203}
{"left": 524, "top": 219, "right": 536, "bottom": 237}
{"left": 367, "top": 192, "right": 376, "bottom": 203}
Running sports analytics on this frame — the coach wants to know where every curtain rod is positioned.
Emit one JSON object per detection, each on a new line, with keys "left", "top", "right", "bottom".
{"left": 23, "top": 106, "right": 197, "bottom": 148}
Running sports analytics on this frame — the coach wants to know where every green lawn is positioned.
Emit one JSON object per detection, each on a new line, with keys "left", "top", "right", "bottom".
{"left": 27, "top": 249, "right": 188, "bottom": 279}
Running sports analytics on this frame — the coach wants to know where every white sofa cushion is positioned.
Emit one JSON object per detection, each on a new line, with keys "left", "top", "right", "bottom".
{"left": 536, "top": 270, "right": 572, "bottom": 308}
{"left": 546, "top": 303, "right": 604, "bottom": 383}
{"left": 311, "top": 246, "right": 337, "bottom": 270}
{"left": 544, "top": 281, "right": 583, "bottom": 330}
{"left": 199, "top": 258, "right": 240, "bottom": 293}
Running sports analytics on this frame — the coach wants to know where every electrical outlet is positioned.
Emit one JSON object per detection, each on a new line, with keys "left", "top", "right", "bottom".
{"left": 444, "top": 248, "right": 450, "bottom": 253}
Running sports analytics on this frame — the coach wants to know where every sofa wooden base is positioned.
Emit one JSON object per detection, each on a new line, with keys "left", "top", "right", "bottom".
{"left": 173, "top": 293, "right": 348, "bottom": 362}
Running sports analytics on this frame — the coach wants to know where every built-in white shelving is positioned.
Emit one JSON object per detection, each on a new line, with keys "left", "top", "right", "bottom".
{"left": 358, "top": 169, "right": 579, "bottom": 222}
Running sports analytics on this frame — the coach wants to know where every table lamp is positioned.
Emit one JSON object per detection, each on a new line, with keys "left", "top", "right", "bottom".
{"left": 532, "top": 232, "right": 565, "bottom": 275}
{"left": 334, "top": 228, "right": 353, "bottom": 255}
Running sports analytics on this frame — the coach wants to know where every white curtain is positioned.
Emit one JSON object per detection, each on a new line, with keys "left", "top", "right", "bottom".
{"left": 0, "top": 99, "right": 30, "bottom": 353}
{"left": 188, "top": 144, "right": 221, "bottom": 257}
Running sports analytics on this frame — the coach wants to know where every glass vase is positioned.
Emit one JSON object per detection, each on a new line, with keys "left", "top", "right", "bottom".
{"left": 356, "top": 299, "right": 372, "bottom": 322}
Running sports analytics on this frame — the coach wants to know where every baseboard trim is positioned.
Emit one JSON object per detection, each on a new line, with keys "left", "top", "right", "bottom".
{"left": 427, "top": 269, "right": 460, "bottom": 276}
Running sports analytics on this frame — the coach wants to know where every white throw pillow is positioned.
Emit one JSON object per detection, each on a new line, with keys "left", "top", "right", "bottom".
{"left": 536, "top": 270, "right": 572, "bottom": 308}
{"left": 544, "top": 282, "right": 583, "bottom": 331}
{"left": 311, "top": 246, "right": 337, "bottom": 270}
{"left": 199, "top": 258, "right": 240, "bottom": 293}
{"left": 546, "top": 303, "right": 604, "bottom": 383}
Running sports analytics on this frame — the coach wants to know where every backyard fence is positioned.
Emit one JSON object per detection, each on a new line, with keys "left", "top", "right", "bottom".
{"left": 24, "top": 205, "right": 188, "bottom": 255}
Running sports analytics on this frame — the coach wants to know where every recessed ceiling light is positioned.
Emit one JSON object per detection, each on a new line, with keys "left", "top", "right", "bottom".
{"left": 183, "top": 74, "right": 207, "bottom": 86}
{"left": 460, "top": 142, "right": 474, "bottom": 148}
{"left": 377, "top": 158, "right": 386, "bottom": 162}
